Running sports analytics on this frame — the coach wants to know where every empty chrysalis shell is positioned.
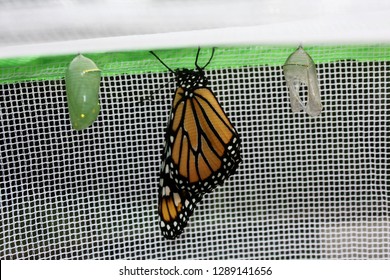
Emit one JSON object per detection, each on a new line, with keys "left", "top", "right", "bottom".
{"left": 283, "top": 46, "right": 323, "bottom": 117}
{"left": 65, "top": 54, "right": 101, "bottom": 130}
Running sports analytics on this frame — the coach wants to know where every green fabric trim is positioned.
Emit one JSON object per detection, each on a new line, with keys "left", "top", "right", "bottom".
{"left": 1, "top": 45, "right": 389, "bottom": 84}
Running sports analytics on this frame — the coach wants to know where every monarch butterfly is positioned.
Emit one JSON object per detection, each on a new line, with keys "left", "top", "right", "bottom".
{"left": 151, "top": 48, "right": 242, "bottom": 239}
{"left": 65, "top": 54, "right": 101, "bottom": 130}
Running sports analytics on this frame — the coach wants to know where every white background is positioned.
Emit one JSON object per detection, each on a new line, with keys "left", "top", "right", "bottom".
{"left": 1, "top": 0, "right": 390, "bottom": 57}
{"left": 2, "top": 260, "right": 390, "bottom": 280}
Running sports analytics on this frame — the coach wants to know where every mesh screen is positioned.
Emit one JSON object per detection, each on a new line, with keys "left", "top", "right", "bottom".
{"left": 1, "top": 46, "right": 389, "bottom": 259}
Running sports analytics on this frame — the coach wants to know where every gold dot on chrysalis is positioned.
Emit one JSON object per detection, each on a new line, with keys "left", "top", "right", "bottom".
{"left": 80, "top": 114, "right": 86, "bottom": 118}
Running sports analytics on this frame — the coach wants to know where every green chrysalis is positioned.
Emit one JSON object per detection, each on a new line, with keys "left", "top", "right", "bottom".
{"left": 65, "top": 54, "right": 101, "bottom": 130}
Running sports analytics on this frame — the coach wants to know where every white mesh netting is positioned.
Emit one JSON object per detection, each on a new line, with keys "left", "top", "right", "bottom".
{"left": 0, "top": 46, "right": 389, "bottom": 259}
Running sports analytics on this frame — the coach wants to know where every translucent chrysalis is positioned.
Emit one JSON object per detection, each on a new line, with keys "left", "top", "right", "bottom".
{"left": 65, "top": 54, "right": 101, "bottom": 130}
{"left": 283, "top": 46, "right": 323, "bottom": 117}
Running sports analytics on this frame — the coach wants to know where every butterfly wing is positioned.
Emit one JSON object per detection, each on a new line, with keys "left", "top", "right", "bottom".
{"left": 158, "top": 152, "right": 203, "bottom": 239}
{"left": 158, "top": 86, "right": 241, "bottom": 239}
{"left": 168, "top": 87, "right": 241, "bottom": 193}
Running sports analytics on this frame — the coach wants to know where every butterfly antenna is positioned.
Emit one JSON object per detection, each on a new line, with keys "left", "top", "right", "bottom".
{"left": 150, "top": 51, "right": 174, "bottom": 73}
{"left": 137, "top": 51, "right": 176, "bottom": 104}
{"left": 195, "top": 47, "right": 215, "bottom": 70}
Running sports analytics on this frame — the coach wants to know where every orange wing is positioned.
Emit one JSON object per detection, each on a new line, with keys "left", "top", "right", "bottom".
{"left": 158, "top": 86, "right": 241, "bottom": 239}
{"left": 168, "top": 87, "right": 241, "bottom": 193}
{"left": 158, "top": 154, "right": 202, "bottom": 239}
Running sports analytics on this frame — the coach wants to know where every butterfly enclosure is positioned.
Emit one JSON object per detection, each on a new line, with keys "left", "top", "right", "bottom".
{"left": 1, "top": 0, "right": 390, "bottom": 259}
